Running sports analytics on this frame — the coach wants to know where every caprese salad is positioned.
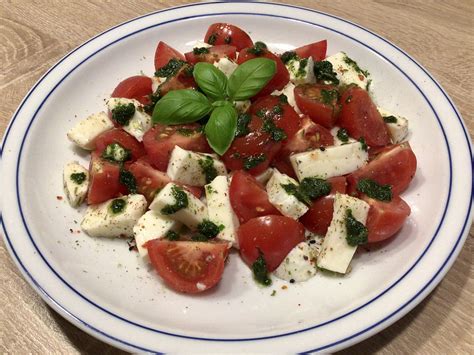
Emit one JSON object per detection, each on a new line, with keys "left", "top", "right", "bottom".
{"left": 64, "top": 23, "right": 417, "bottom": 294}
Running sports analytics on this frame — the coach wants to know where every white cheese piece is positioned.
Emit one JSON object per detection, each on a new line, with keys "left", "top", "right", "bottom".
{"left": 317, "top": 193, "right": 369, "bottom": 273}
{"left": 325, "top": 52, "right": 369, "bottom": 90}
{"left": 266, "top": 169, "right": 309, "bottom": 220}
{"left": 286, "top": 56, "right": 316, "bottom": 85}
{"left": 107, "top": 97, "right": 152, "bottom": 142}
{"left": 63, "top": 161, "right": 89, "bottom": 207}
{"left": 377, "top": 107, "right": 409, "bottom": 144}
{"left": 234, "top": 100, "right": 251, "bottom": 114}
{"left": 151, "top": 76, "right": 167, "bottom": 92}
{"left": 149, "top": 182, "right": 208, "bottom": 230}
{"left": 205, "top": 176, "right": 240, "bottom": 248}
{"left": 133, "top": 210, "right": 181, "bottom": 261}
{"left": 330, "top": 126, "right": 357, "bottom": 146}
{"left": 272, "top": 82, "right": 300, "bottom": 114}
{"left": 213, "top": 57, "right": 238, "bottom": 78}
{"left": 67, "top": 111, "right": 113, "bottom": 150}
{"left": 290, "top": 141, "right": 368, "bottom": 181}
{"left": 255, "top": 168, "right": 274, "bottom": 185}
{"left": 167, "top": 146, "right": 227, "bottom": 187}
{"left": 81, "top": 194, "right": 147, "bottom": 238}
{"left": 273, "top": 241, "right": 318, "bottom": 282}
{"left": 193, "top": 40, "right": 212, "bottom": 49}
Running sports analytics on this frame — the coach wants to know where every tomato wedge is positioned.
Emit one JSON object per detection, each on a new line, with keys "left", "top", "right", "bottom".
{"left": 94, "top": 129, "right": 145, "bottom": 161}
{"left": 146, "top": 240, "right": 229, "bottom": 294}
{"left": 347, "top": 142, "right": 417, "bottom": 196}
{"left": 294, "top": 83, "right": 340, "bottom": 128}
{"left": 158, "top": 64, "right": 197, "bottom": 97}
{"left": 87, "top": 152, "right": 126, "bottom": 205}
{"left": 294, "top": 40, "right": 327, "bottom": 61}
{"left": 229, "top": 170, "right": 281, "bottom": 223}
{"left": 154, "top": 41, "right": 185, "bottom": 71}
{"left": 111, "top": 76, "right": 153, "bottom": 105}
{"left": 338, "top": 86, "right": 390, "bottom": 147}
{"left": 362, "top": 195, "right": 411, "bottom": 243}
{"left": 184, "top": 45, "right": 237, "bottom": 64}
{"left": 238, "top": 215, "right": 305, "bottom": 271}
{"left": 204, "top": 23, "right": 253, "bottom": 51}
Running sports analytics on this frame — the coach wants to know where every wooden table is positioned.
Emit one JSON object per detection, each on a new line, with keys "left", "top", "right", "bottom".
{"left": 1, "top": 1, "right": 472, "bottom": 353}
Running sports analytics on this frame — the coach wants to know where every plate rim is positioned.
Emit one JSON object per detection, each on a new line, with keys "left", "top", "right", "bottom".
{"left": 1, "top": 1, "right": 472, "bottom": 352}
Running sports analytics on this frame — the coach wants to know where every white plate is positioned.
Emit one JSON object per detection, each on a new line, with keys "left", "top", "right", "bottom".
{"left": 1, "top": 2, "right": 472, "bottom": 353}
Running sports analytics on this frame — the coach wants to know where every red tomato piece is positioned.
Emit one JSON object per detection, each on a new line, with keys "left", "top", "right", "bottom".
{"left": 158, "top": 65, "right": 197, "bottom": 97}
{"left": 362, "top": 195, "right": 411, "bottom": 243}
{"left": 272, "top": 116, "right": 334, "bottom": 177}
{"left": 146, "top": 240, "right": 229, "bottom": 294}
{"left": 204, "top": 23, "right": 253, "bottom": 51}
{"left": 299, "top": 176, "right": 347, "bottom": 235}
{"left": 111, "top": 76, "right": 153, "bottom": 105}
{"left": 237, "top": 48, "right": 289, "bottom": 97}
{"left": 87, "top": 152, "right": 126, "bottom": 205}
{"left": 184, "top": 45, "right": 237, "bottom": 64}
{"left": 338, "top": 86, "right": 390, "bottom": 147}
{"left": 294, "top": 83, "right": 340, "bottom": 128}
{"left": 143, "top": 123, "right": 211, "bottom": 172}
{"left": 294, "top": 40, "right": 327, "bottom": 61}
{"left": 238, "top": 215, "right": 305, "bottom": 271}
{"left": 347, "top": 142, "right": 417, "bottom": 196}
{"left": 94, "top": 129, "right": 145, "bottom": 161}
{"left": 222, "top": 115, "right": 281, "bottom": 175}
{"left": 154, "top": 41, "right": 185, "bottom": 71}
{"left": 229, "top": 170, "right": 281, "bottom": 223}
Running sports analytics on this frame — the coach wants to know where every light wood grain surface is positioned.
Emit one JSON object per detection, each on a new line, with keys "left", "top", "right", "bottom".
{"left": 1, "top": 0, "right": 472, "bottom": 353}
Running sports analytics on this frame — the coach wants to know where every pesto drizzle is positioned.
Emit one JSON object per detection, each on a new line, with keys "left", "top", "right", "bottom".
{"left": 70, "top": 172, "right": 86, "bottom": 185}
{"left": 161, "top": 186, "right": 188, "bottom": 215}
{"left": 357, "top": 179, "right": 392, "bottom": 202}
{"left": 345, "top": 209, "right": 368, "bottom": 246}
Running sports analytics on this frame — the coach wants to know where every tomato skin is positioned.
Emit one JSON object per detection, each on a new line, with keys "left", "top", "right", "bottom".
{"left": 229, "top": 170, "right": 281, "bottom": 223}
{"left": 154, "top": 41, "right": 185, "bottom": 71}
{"left": 204, "top": 23, "right": 253, "bottom": 51}
{"left": 294, "top": 83, "right": 340, "bottom": 128}
{"left": 294, "top": 40, "right": 327, "bottom": 61}
{"left": 146, "top": 240, "right": 229, "bottom": 294}
{"left": 362, "top": 195, "right": 411, "bottom": 243}
{"left": 222, "top": 115, "right": 281, "bottom": 175}
{"left": 143, "top": 123, "right": 211, "bottom": 171}
{"left": 111, "top": 76, "right": 153, "bottom": 105}
{"left": 237, "top": 49, "right": 289, "bottom": 97}
{"left": 94, "top": 129, "right": 145, "bottom": 161}
{"left": 87, "top": 152, "right": 126, "bottom": 205}
{"left": 184, "top": 45, "right": 237, "bottom": 64}
{"left": 338, "top": 86, "right": 391, "bottom": 147}
{"left": 158, "top": 65, "right": 197, "bottom": 96}
{"left": 347, "top": 142, "right": 417, "bottom": 196}
{"left": 238, "top": 215, "right": 305, "bottom": 271}
{"left": 272, "top": 116, "right": 334, "bottom": 178}
{"left": 299, "top": 176, "right": 347, "bottom": 235}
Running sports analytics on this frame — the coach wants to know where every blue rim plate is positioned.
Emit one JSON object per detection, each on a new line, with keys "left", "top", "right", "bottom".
{"left": 1, "top": 2, "right": 472, "bottom": 352}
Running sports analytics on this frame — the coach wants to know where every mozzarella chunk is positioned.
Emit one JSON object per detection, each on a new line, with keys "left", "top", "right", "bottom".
{"left": 149, "top": 182, "right": 208, "bottom": 230}
{"left": 290, "top": 141, "right": 368, "bottom": 181}
{"left": 317, "top": 193, "right": 369, "bottom": 273}
{"left": 192, "top": 40, "right": 212, "bottom": 49}
{"left": 272, "top": 82, "right": 301, "bottom": 114}
{"left": 63, "top": 161, "right": 89, "bottom": 207}
{"left": 255, "top": 168, "right": 274, "bottom": 185}
{"left": 67, "top": 111, "right": 113, "bottom": 150}
{"left": 81, "top": 194, "right": 147, "bottom": 238}
{"left": 286, "top": 56, "right": 316, "bottom": 85}
{"left": 133, "top": 211, "right": 181, "bottom": 261}
{"left": 234, "top": 100, "right": 251, "bottom": 114}
{"left": 377, "top": 107, "right": 409, "bottom": 144}
{"left": 151, "top": 76, "right": 167, "bottom": 92}
{"left": 330, "top": 126, "right": 357, "bottom": 146}
{"left": 205, "top": 176, "right": 240, "bottom": 247}
{"left": 273, "top": 242, "right": 318, "bottom": 282}
{"left": 266, "top": 170, "right": 309, "bottom": 219}
{"left": 107, "top": 98, "right": 151, "bottom": 142}
{"left": 325, "top": 52, "right": 370, "bottom": 90}
{"left": 167, "top": 146, "right": 227, "bottom": 187}
{"left": 214, "top": 57, "right": 238, "bottom": 78}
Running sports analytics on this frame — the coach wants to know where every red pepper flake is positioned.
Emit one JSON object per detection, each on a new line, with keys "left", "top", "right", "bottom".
{"left": 56, "top": 196, "right": 63, "bottom": 200}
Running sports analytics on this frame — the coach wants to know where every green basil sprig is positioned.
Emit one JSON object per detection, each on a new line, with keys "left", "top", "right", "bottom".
{"left": 152, "top": 58, "right": 276, "bottom": 154}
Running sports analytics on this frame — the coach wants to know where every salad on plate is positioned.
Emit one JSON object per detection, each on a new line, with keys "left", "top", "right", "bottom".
{"left": 63, "top": 23, "right": 417, "bottom": 294}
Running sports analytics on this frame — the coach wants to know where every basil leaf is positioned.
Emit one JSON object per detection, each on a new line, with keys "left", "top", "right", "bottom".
{"left": 227, "top": 58, "right": 276, "bottom": 101}
{"left": 152, "top": 89, "right": 212, "bottom": 125}
{"left": 204, "top": 103, "right": 237, "bottom": 155}
{"left": 193, "top": 62, "right": 228, "bottom": 101}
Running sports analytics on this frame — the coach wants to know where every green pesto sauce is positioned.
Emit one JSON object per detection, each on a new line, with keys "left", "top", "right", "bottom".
{"left": 235, "top": 113, "right": 251, "bottom": 137}
{"left": 280, "top": 51, "right": 298, "bottom": 64}
{"left": 109, "top": 198, "right": 126, "bottom": 214}
{"left": 243, "top": 153, "right": 266, "bottom": 170}
{"left": 345, "top": 209, "right": 368, "bottom": 246}
{"left": 112, "top": 103, "right": 135, "bottom": 126}
{"left": 102, "top": 142, "right": 130, "bottom": 163}
{"left": 119, "top": 169, "right": 137, "bottom": 194}
{"left": 281, "top": 182, "right": 311, "bottom": 206}
{"left": 313, "top": 60, "right": 339, "bottom": 85}
{"left": 262, "top": 118, "right": 287, "bottom": 142}
{"left": 176, "top": 127, "right": 197, "bottom": 137}
{"left": 198, "top": 156, "right": 218, "bottom": 184}
{"left": 207, "top": 33, "right": 217, "bottom": 45}
{"left": 247, "top": 41, "right": 267, "bottom": 56}
{"left": 161, "top": 186, "right": 188, "bottom": 215}
{"left": 165, "top": 230, "right": 180, "bottom": 241}
{"left": 252, "top": 252, "right": 272, "bottom": 286}
{"left": 193, "top": 47, "right": 210, "bottom": 55}
{"left": 154, "top": 58, "right": 186, "bottom": 78}
{"left": 299, "top": 177, "right": 331, "bottom": 200}
{"left": 278, "top": 94, "right": 288, "bottom": 104}
{"left": 197, "top": 219, "right": 223, "bottom": 239}
{"left": 297, "top": 58, "right": 309, "bottom": 77}
{"left": 337, "top": 128, "right": 350, "bottom": 143}
{"left": 357, "top": 178, "right": 392, "bottom": 202}
{"left": 383, "top": 115, "right": 398, "bottom": 123}
{"left": 358, "top": 137, "right": 368, "bottom": 151}
{"left": 70, "top": 172, "right": 86, "bottom": 185}
{"left": 343, "top": 54, "right": 370, "bottom": 77}
{"left": 320, "top": 89, "right": 339, "bottom": 105}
